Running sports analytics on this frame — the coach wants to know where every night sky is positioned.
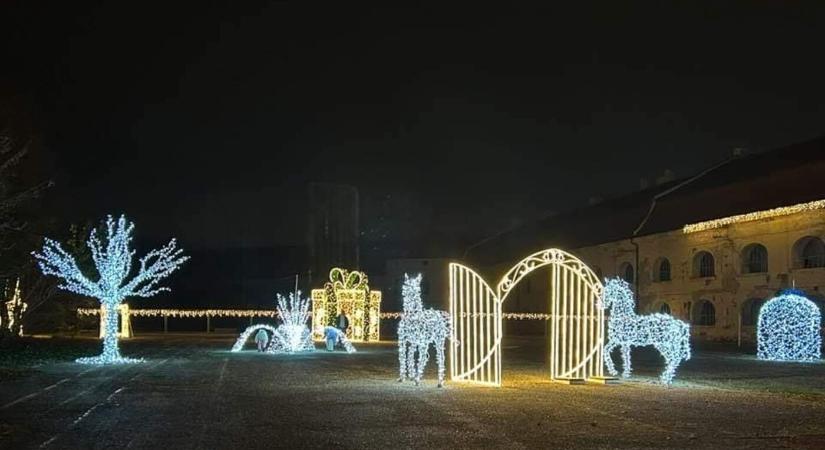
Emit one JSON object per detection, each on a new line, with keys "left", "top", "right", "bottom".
{"left": 3, "top": 2, "right": 825, "bottom": 253}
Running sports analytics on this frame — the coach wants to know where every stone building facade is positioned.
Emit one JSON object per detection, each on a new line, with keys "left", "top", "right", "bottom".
{"left": 575, "top": 204, "right": 825, "bottom": 342}
{"left": 467, "top": 137, "right": 825, "bottom": 342}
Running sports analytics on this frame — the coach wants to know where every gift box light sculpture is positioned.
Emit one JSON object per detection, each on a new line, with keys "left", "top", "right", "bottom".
{"left": 601, "top": 277, "right": 691, "bottom": 384}
{"left": 311, "top": 267, "right": 381, "bottom": 342}
{"left": 33, "top": 215, "right": 188, "bottom": 364}
{"left": 757, "top": 290, "right": 821, "bottom": 362}
{"left": 232, "top": 291, "right": 315, "bottom": 353}
{"left": 397, "top": 273, "right": 451, "bottom": 387}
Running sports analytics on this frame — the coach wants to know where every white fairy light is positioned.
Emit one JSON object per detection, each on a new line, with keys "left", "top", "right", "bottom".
{"left": 32, "top": 214, "right": 188, "bottom": 364}
{"left": 397, "top": 273, "right": 450, "bottom": 387}
{"left": 601, "top": 277, "right": 691, "bottom": 384}
{"left": 683, "top": 198, "right": 825, "bottom": 234}
{"left": 757, "top": 290, "right": 821, "bottom": 362}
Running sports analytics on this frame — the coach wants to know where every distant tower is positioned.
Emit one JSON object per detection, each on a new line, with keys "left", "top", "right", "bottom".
{"left": 307, "top": 183, "right": 359, "bottom": 284}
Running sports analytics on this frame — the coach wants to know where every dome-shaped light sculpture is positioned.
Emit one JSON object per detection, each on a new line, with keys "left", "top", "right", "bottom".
{"left": 757, "top": 290, "right": 821, "bottom": 362}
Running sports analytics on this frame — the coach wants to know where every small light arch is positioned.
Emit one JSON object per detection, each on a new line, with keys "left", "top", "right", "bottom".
{"left": 658, "top": 302, "right": 671, "bottom": 315}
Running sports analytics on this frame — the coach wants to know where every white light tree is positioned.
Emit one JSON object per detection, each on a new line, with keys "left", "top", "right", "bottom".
{"left": 32, "top": 215, "right": 188, "bottom": 364}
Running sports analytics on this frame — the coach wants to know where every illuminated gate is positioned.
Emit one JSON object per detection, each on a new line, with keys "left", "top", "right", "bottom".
{"left": 450, "top": 249, "right": 604, "bottom": 386}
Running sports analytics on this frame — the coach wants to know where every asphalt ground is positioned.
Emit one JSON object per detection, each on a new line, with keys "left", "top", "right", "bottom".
{"left": 1, "top": 334, "right": 825, "bottom": 449}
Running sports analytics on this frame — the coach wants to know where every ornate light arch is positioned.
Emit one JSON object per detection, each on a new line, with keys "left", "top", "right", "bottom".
{"left": 450, "top": 248, "right": 605, "bottom": 387}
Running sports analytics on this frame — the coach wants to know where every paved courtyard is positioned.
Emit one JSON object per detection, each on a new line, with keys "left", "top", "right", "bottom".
{"left": 1, "top": 334, "right": 825, "bottom": 449}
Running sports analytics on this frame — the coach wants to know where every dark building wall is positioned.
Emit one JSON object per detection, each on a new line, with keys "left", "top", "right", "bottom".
{"left": 307, "top": 183, "right": 359, "bottom": 284}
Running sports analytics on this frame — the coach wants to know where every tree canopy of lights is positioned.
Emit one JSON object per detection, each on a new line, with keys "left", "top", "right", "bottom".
{"left": 757, "top": 290, "right": 821, "bottom": 362}
{"left": 232, "top": 291, "right": 315, "bottom": 354}
{"left": 601, "top": 277, "right": 691, "bottom": 384}
{"left": 32, "top": 215, "right": 188, "bottom": 364}
{"left": 397, "top": 273, "right": 451, "bottom": 387}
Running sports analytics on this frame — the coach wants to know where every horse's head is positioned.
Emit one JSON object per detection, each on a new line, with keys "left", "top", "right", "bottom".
{"left": 600, "top": 277, "right": 635, "bottom": 315}
{"left": 402, "top": 273, "right": 424, "bottom": 313}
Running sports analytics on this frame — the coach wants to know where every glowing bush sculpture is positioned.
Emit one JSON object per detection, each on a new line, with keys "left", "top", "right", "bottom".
{"left": 269, "top": 291, "right": 315, "bottom": 353}
{"left": 33, "top": 215, "right": 188, "bottom": 364}
{"left": 232, "top": 292, "right": 315, "bottom": 354}
{"left": 397, "top": 273, "right": 451, "bottom": 387}
{"left": 601, "top": 278, "right": 691, "bottom": 384}
{"left": 757, "top": 290, "right": 821, "bottom": 362}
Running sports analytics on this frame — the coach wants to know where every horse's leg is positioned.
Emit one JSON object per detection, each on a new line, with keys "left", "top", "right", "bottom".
{"left": 416, "top": 343, "right": 430, "bottom": 385}
{"left": 398, "top": 338, "right": 407, "bottom": 382}
{"left": 656, "top": 344, "right": 676, "bottom": 385}
{"left": 603, "top": 339, "right": 619, "bottom": 376}
{"left": 620, "top": 345, "right": 632, "bottom": 378}
{"left": 407, "top": 342, "right": 417, "bottom": 381}
{"left": 435, "top": 338, "right": 446, "bottom": 388}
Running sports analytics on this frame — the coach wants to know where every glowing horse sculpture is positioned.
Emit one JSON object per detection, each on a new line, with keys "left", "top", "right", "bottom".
{"left": 397, "top": 273, "right": 451, "bottom": 387}
{"left": 601, "top": 278, "right": 691, "bottom": 384}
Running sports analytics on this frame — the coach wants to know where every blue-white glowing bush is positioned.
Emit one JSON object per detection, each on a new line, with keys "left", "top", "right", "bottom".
{"left": 757, "top": 290, "right": 821, "bottom": 362}
{"left": 601, "top": 278, "right": 691, "bottom": 384}
{"left": 397, "top": 273, "right": 451, "bottom": 387}
{"left": 32, "top": 215, "right": 188, "bottom": 364}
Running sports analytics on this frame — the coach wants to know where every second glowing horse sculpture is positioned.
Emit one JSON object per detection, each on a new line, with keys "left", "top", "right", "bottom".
{"left": 600, "top": 277, "right": 691, "bottom": 384}
{"left": 397, "top": 273, "right": 451, "bottom": 387}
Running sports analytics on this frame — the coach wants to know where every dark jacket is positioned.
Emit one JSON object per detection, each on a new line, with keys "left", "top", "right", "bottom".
{"left": 336, "top": 313, "right": 349, "bottom": 331}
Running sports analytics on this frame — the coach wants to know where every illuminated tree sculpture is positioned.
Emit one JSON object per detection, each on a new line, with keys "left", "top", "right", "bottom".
{"left": 601, "top": 278, "right": 691, "bottom": 384}
{"left": 32, "top": 215, "right": 188, "bottom": 364}
{"left": 397, "top": 273, "right": 451, "bottom": 387}
{"left": 757, "top": 290, "right": 821, "bottom": 362}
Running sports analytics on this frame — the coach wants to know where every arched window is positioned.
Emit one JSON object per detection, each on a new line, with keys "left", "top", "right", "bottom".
{"left": 693, "top": 251, "right": 715, "bottom": 278}
{"left": 694, "top": 300, "right": 716, "bottom": 326}
{"left": 659, "top": 302, "right": 671, "bottom": 314}
{"left": 656, "top": 258, "right": 671, "bottom": 282}
{"left": 741, "top": 298, "right": 764, "bottom": 326}
{"left": 794, "top": 236, "right": 825, "bottom": 269}
{"left": 619, "top": 262, "right": 634, "bottom": 284}
{"left": 742, "top": 244, "right": 768, "bottom": 274}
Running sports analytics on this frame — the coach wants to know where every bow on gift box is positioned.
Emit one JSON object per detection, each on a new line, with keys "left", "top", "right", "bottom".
{"left": 329, "top": 267, "right": 369, "bottom": 291}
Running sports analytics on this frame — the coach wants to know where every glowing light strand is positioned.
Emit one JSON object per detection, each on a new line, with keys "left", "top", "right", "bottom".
{"left": 757, "top": 290, "right": 821, "bottom": 362}
{"left": 397, "top": 273, "right": 451, "bottom": 387}
{"left": 601, "top": 278, "right": 691, "bottom": 384}
{"left": 33, "top": 214, "right": 188, "bottom": 364}
{"left": 683, "top": 198, "right": 825, "bottom": 234}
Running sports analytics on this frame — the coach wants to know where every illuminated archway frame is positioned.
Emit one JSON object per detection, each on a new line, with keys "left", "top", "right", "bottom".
{"left": 450, "top": 248, "right": 606, "bottom": 387}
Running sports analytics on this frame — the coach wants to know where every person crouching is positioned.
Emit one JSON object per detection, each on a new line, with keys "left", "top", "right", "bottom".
{"left": 254, "top": 328, "right": 269, "bottom": 352}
